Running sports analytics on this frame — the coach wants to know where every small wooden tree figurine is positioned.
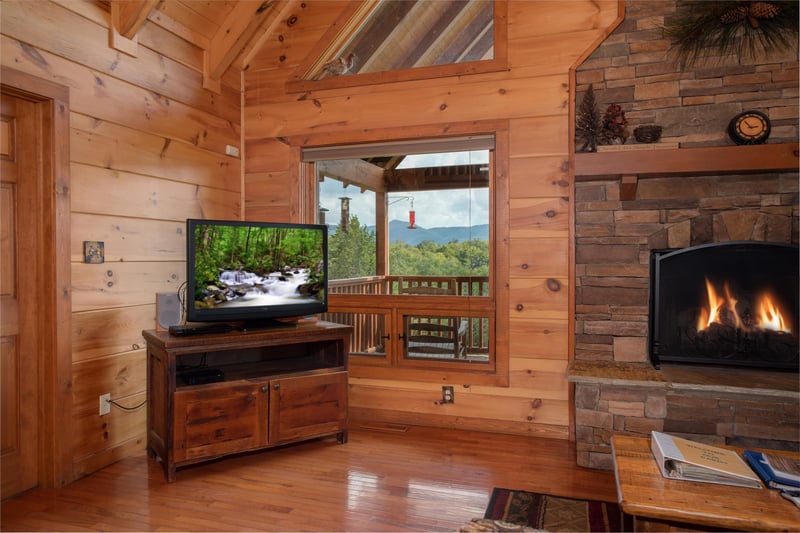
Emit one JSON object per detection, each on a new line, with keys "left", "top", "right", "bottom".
{"left": 576, "top": 85, "right": 601, "bottom": 152}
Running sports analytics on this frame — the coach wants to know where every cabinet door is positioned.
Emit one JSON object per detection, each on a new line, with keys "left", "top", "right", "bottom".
{"left": 173, "top": 382, "right": 266, "bottom": 463}
{"left": 269, "top": 371, "right": 348, "bottom": 444}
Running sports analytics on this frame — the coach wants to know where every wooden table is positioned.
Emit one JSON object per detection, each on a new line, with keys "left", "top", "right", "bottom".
{"left": 612, "top": 434, "right": 800, "bottom": 532}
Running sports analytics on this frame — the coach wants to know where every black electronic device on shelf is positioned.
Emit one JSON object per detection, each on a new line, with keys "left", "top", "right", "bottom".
{"left": 178, "top": 367, "right": 225, "bottom": 386}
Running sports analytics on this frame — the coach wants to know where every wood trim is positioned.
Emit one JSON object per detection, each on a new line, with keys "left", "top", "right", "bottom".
{"left": 300, "top": 119, "right": 510, "bottom": 387}
{"left": 283, "top": 119, "right": 509, "bottom": 149}
{"left": 0, "top": 67, "right": 73, "bottom": 488}
{"left": 492, "top": 123, "right": 509, "bottom": 388}
{"left": 574, "top": 143, "right": 800, "bottom": 179}
{"left": 567, "top": 0, "right": 626, "bottom": 444}
{"left": 111, "top": 0, "right": 158, "bottom": 39}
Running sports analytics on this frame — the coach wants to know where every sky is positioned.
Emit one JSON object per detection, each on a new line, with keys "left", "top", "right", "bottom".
{"left": 317, "top": 150, "right": 490, "bottom": 230}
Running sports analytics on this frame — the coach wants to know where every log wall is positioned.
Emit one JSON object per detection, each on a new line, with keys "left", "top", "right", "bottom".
{"left": 243, "top": 1, "right": 621, "bottom": 439}
{"left": 1, "top": 0, "right": 241, "bottom": 478}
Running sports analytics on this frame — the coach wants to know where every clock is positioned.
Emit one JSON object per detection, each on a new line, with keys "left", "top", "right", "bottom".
{"left": 727, "top": 110, "right": 771, "bottom": 145}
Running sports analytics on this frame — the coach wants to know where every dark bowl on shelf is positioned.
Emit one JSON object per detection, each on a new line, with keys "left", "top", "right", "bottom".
{"left": 634, "top": 125, "right": 662, "bottom": 143}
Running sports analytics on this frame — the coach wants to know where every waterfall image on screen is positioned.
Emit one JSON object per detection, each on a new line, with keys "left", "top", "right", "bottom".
{"left": 186, "top": 219, "right": 328, "bottom": 324}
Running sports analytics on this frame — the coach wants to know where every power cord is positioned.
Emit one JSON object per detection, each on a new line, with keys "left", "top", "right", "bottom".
{"left": 108, "top": 398, "right": 147, "bottom": 412}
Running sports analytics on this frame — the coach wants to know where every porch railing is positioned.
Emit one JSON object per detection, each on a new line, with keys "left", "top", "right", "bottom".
{"left": 325, "top": 275, "right": 490, "bottom": 358}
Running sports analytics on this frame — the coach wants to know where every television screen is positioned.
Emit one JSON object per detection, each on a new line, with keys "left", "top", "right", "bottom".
{"left": 185, "top": 219, "right": 328, "bottom": 325}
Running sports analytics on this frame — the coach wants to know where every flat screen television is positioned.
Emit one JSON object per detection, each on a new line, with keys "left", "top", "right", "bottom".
{"left": 185, "top": 218, "right": 328, "bottom": 327}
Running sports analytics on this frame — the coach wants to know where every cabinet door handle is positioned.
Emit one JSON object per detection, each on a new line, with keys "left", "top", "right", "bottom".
{"left": 261, "top": 385, "right": 269, "bottom": 393}
{"left": 273, "top": 382, "right": 280, "bottom": 390}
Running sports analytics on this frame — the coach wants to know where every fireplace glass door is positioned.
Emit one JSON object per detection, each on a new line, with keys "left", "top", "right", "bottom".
{"left": 649, "top": 241, "right": 799, "bottom": 370}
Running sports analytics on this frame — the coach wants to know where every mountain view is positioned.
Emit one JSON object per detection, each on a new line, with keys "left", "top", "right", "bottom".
{"left": 328, "top": 220, "right": 488, "bottom": 245}
{"left": 385, "top": 220, "right": 489, "bottom": 245}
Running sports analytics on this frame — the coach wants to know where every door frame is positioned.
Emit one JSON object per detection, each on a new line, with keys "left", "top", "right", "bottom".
{"left": 1, "top": 67, "right": 73, "bottom": 488}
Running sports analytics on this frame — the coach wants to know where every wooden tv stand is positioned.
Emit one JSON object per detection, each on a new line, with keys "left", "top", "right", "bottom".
{"left": 143, "top": 320, "right": 351, "bottom": 482}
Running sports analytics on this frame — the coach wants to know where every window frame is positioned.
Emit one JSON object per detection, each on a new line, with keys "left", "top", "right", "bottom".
{"left": 297, "top": 122, "right": 509, "bottom": 387}
{"left": 286, "top": 1, "right": 508, "bottom": 94}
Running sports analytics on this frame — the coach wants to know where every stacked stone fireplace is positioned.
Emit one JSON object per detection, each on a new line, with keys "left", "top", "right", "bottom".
{"left": 571, "top": 171, "right": 799, "bottom": 469}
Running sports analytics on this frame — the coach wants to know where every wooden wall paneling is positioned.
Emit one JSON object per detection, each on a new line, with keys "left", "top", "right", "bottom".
{"left": 509, "top": 116, "right": 570, "bottom": 158}
{"left": 72, "top": 306, "right": 151, "bottom": 363}
{"left": 507, "top": 0, "right": 619, "bottom": 39}
{"left": 245, "top": 74, "right": 571, "bottom": 139}
{"left": 71, "top": 261, "right": 184, "bottom": 312}
{"left": 136, "top": 14, "right": 204, "bottom": 73}
{"left": 509, "top": 278, "right": 570, "bottom": 320}
{"left": 244, "top": 205, "right": 294, "bottom": 223}
{"left": 148, "top": 1, "right": 214, "bottom": 49}
{"left": 507, "top": 359, "right": 569, "bottom": 400}
{"left": 350, "top": 386, "right": 569, "bottom": 440}
{"left": 71, "top": 164, "right": 239, "bottom": 222}
{"left": 509, "top": 32, "right": 621, "bottom": 79}
{"left": 71, "top": 351, "right": 146, "bottom": 413}
{"left": 509, "top": 318, "right": 569, "bottom": 360}
{"left": 70, "top": 114, "right": 241, "bottom": 191}
{"left": 71, "top": 403, "right": 146, "bottom": 479}
{"left": 244, "top": 172, "right": 292, "bottom": 214}
{"left": 508, "top": 155, "right": 570, "bottom": 198}
{"left": 509, "top": 237, "right": 569, "bottom": 277}
{"left": 3, "top": 0, "right": 239, "bottom": 123}
{"left": 70, "top": 215, "right": 185, "bottom": 263}
{"left": 0, "top": 35, "right": 238, "bottom": 155}
{"left": 245, "top": 138, "right": 293, "bottom": 172}
{"left": 508, "top": 198, "right": 570, "bottom": 238}
{"left": 349, "top": 382, "right": 568, "bottom": 429}
{"left": 350, "top": 404, "right": 570, "bottom": 440}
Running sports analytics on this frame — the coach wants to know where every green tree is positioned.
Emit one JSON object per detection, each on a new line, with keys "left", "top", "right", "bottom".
{"left": 328, "top": 216, "right": 376, "bottom": 279}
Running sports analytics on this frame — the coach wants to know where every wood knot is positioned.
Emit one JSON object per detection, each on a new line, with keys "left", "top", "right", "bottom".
{"left": 286, "top": 14, "right": 298, "bottom": 26}
{"left": 545, "top": 210, "right": 556, "bottom": 218}
{"left": 521, "top": 263, "right": 528, "bottom": 270}
{"left": 516, "top": 304, "right": 524, "bottom": 311}
{"left": 546, "top": 279, "right": 561, "bottom": 292}
{"left": 531, "top": 398, "right": 542, "bottom": 408}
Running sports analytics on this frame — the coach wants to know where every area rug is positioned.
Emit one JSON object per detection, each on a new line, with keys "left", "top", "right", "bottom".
{"left": 478, "top": 487, "right": 627, "bottom": 532}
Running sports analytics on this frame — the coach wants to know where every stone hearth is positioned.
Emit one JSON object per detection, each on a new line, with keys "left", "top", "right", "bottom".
{"left": 570, "top": 171, "right": 799, "bottom": 469}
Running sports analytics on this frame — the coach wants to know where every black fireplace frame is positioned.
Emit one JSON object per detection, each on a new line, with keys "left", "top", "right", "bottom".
{"left": 649, "top": 241, "right": 799, "bottom": 370}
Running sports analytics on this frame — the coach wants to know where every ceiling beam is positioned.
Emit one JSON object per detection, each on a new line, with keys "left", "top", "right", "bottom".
{"left": 237, "top": 0, "right": 304, "bottom": 72}
{"left": 204, "top": 0, "right": 280, "bottom": 92}
{"left": 109, "top": 0, "right": 160, "bottom": 57}
{"left": 316, "top": 159, "right": 386, "bottom": 193}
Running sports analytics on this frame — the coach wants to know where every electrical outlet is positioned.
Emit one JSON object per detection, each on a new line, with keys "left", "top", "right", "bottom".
{"left": 99, "top": 393, "right": 111, "bottom": 416}
{"left": 442, "top": 385, "right": 454, "bottom": 403}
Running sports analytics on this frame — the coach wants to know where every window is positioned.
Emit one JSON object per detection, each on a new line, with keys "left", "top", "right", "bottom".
{"left": 304, "top": 135, "right": 498, "bottom": 383}
{"left": 287, "top": 1, "right": 507, "bottom": 92}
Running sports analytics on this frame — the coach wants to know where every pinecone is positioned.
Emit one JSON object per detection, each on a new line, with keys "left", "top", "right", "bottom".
{"left": 720, "top": 5, "right": 748, "bottom": 24}
{"left": 750, "top": 1, "right": 780, "bottom": 19}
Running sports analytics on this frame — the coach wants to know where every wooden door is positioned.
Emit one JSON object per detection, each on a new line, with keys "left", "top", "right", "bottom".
{"left": 172, "top": 382, "right": 266, "bottom": 464}
{"left": 1, "top": 93, "right": 40, "bottom": 499}
{"left": 268, "top": 371, "right": 348, "bottom": 444}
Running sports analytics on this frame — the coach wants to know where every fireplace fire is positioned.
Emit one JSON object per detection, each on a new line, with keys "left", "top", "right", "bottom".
{"left": 649, "top": 242, "right": 799, "bottom": 370}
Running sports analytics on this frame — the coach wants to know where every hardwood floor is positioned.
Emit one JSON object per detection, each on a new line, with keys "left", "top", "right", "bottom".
{"left": 1, "top": 425, "right": 616, "bottom": 531}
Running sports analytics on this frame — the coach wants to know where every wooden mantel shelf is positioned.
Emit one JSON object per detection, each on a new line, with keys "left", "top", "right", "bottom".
{"left": 574, "top": 143, "right": 799, "bottom": 200}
